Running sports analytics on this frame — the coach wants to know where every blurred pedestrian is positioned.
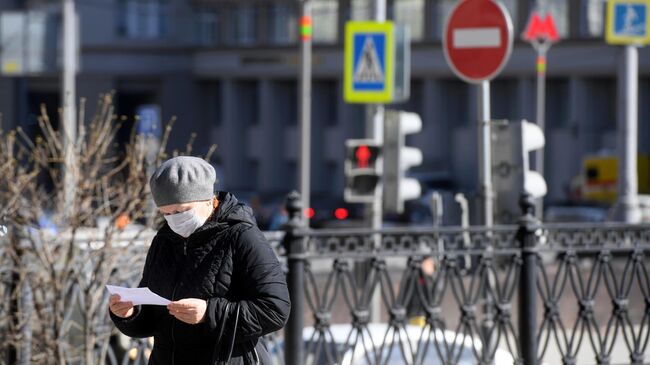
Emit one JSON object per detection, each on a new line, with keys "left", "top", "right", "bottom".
{"left": 267, "top": 205, "right": 288, "bottom": 231}
{"left": 407, "top": 257, "right": 436, "bottom": 327}
{"left": 109, "top": 156, "right": 290, "bottom": 364}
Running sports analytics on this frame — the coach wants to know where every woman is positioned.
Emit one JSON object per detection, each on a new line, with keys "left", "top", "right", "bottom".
{"left": 109, "top": 156, "right": 290, "bottom": 364}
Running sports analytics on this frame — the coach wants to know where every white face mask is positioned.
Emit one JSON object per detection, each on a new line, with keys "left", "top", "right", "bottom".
{"left": 163, "top": 208, "right": 209, "bottom": 238}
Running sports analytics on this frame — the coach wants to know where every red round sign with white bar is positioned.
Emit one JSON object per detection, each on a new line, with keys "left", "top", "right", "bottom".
{"left": 443, "top": 0, "right": 514, "bottom": 84}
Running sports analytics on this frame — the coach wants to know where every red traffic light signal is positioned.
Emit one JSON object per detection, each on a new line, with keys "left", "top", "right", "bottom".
{"left": 334, "top": 208, "right": 349, "bottom": 220}
{"left": 347, "top": 144, "right": 380, "bottom": 170}
{"left": 355, "top": 145, "right": 372, "bottom": 168}
{"left": 344, "top": 139, "right": 381, "bottom": 203}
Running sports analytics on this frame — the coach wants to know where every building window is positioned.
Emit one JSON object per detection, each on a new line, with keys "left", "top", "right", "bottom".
{"left": 440, "top": 79, "right": 470, "bottom": 126}
{"left": 270, "top": 3, "right": 297, "bottom": 44}
{"left": 238, "top": 81, "right": 259, "bottom": 126}
{"left": 500, "top": 0, "right": 518, "bottom": 32}
{"left": 490, "top": 79, "right": 518, "bottom": 120}
{"left": 395, "top": 0, "right": 424, "bottom": 41}
{"left": 437, "top": 0, "right": 517, "bottom": 40}
{"left": 587, "top": 78, "right": 616, "bottom": 133}
{"left": 313, "top": 0, "right": 338, "bottom": 43}
{"left": 230, "top": 4, "right": 257, "bottom": 45}
{"left": 200, "top": 82, "right": 221, "bottom": 127}
{"left": 314, "top": 81, "right": 337, "bottom": 127}
{"left": 118, "top": 0, "right": 167, "bottom": 40}
{"left": 276, "top": 81, "right": 297, "bottom": 126}
{"left": 197, "top": 9, "right": 220, "bottom": 46}
{"left": 437, "top": 0, "right": 455, "bottom": 40}
{"left": 546, "top": 78, "right": 570, "bottom": 130}
{"left": 351, "top": 0, "right": 372, "bottom": 20}
{"left": 585, "top": 0, "right": 606, "bottom": 37}
{"left": 542, "top": 0, "right": 570, "bottom": 39}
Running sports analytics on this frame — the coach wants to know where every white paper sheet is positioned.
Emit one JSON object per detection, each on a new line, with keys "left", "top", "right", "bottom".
{"left": 106, "top": 285, "right": 171, "bottom": 306}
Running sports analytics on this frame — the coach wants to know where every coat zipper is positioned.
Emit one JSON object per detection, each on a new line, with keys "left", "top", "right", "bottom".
{"left": 253, "top": 347, "right": 260, "bottom": 364}
{"left": 170, "top": 238, "right": 188, "bottom": 365}
{"left": 170, "top": 284, "right": 177, "bottom": 365}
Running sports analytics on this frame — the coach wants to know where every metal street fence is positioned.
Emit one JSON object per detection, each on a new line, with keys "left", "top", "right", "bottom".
{"left": 2, "top": 193, "right": 650, "bottom": 365}
{"left": 0, "top": 228, "right": 285, "bottom": 365}
{"left": 282, "top": 192, "right": 650, "bottom": 365}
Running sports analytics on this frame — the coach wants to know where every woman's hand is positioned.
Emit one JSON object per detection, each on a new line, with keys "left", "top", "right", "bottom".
{"left": 167, "top": 299, "right": 207, "bottom": 325}
{"left": 109, "top": 294, "right": 135, "bottom": 318}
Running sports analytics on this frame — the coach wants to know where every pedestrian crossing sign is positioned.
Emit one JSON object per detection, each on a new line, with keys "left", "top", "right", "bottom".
{"left": 345, "top": 21, "right": 394, "bottom": 103}
{"left": 606, "top": 0, "right": 650, "bottom": 45}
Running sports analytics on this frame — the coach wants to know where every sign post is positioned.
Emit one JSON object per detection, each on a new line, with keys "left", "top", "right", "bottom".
{"left": 443, "top": 0, "right": 513, "bottom": 226}
{"left": 606, "top": 0, "right": 650, "bottom": 222}
{"left": 344, "top": 5, "right": 411, "bottom": 324}
{"left": 442, "top": 0, "right": 513, "bottom": 351}
{"left": 299, "top": 1, "right": 312, "bottom": 227}
{"left": 344, "top": 21, "right": 394, "bottom": 261}
{"left": 522, "top": 7, "right": 560, "bottom": 218}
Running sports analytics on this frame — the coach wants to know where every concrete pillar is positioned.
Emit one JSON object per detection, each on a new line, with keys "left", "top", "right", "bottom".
{"left": 425, "top": 0, "right": 438, "bottom": 41}
{"left": 309, "top": 81, "right": 327, "bottom": 196}
{"left": 257, "top": 79, "right": 282, "bottom": 193}
{"left": 0, "top": 79, "right": 20, "bottom": 130}
{"left": 338, "top": 0, "right": 351, "bottom": 42}
{"left": 335, "top": 77, "right": 363, "bottom": 196}
{"left": 517, "top": 77, "right": 535, "bottom": 122}
{"left": 409, "top": 79, "right": 440, "bottom": 166}
{"left": 568, "top": 77, "right": 587, "bottom": 174}
{"left": 219, "top": 79, "right": 245, "bottom": 190}
{"left": 76, "top": 75, "right": 113, "bottom": 123}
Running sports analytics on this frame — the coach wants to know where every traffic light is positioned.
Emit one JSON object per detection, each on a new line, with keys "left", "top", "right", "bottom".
{"left": 492, "top": 120, "right": 547, "bottom": 223}
{"left": 344, "top": 139, "right": 382, "bottom": 203}
{"left": 383, "top": 110, "right": 423, "bottom": 214}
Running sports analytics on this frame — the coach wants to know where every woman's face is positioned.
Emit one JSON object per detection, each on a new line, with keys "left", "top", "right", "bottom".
{"left": 158, "top": 199, "right": 214, "bottom": 219}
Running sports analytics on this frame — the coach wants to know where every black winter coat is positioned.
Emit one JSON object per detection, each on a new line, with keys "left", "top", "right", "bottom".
{"left": 110, "top": 192, "right": 291, "bottom": 365}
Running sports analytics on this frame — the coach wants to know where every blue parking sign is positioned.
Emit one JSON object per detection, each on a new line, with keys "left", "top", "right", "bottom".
{"left": 606, "top": 0, "right": 650, "bottom": 45}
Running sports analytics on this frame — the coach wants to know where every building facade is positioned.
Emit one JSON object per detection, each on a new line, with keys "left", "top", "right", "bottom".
{"left": 1, "top": 0, "right": 650, "bottom": 221}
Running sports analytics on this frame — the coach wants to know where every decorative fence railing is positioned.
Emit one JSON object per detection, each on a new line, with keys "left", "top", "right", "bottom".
{"left": 282, "top": 192, "right": 650, "bottom": 365}
{"left": 2, "top": 192, "right": 650, "bottom": 365}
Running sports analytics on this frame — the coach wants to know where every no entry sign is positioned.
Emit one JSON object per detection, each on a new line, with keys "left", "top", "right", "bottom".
{"left": 443, "top": 0, "right": 514, "bottom": 83}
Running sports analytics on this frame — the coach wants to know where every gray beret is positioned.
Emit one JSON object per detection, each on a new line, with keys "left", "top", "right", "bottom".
{"left": 149, "top": 156, "right": 216, "bottom": 207}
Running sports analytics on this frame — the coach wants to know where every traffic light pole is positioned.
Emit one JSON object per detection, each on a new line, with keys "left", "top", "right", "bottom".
{"left": 366, "top": 105, "right": 384, "bottom": 233}
{"left": 478, "top": 80, "right": 495, "bottom": 342}
{"left": 299, "top": 0, "right": 312, "bottom": 226}
{"left": 367, "top": 0, "right": 386, "bottom": 324}
{"left": 613, "top": 45, "right": 641, "bottom": 223}
{"left": 534, "top": 48, "right": 547, "bottom": 219}
{"left": 478, "top": 81, "right": 494, "bottom": 227}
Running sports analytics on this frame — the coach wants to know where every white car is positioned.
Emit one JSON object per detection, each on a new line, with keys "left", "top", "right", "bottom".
{"left": 298, "top": 323, "right": 515, "bottom": 365}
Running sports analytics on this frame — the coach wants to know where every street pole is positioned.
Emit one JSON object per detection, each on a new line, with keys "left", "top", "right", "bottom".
{"left": 478, "top": 80, "right": 493, "bottom": 227}
{"left": 523, "top": 3, "right": 560, "bottom": 220}
{"left": 299, "top": 0, "right": 312, "bottom": 226}
{"left": 518, "top": 194, "right": 539, "bottom": 365}
{"left": 478, "top": 80, "right": 495, "bottom": 342}
{"left": 62, "top": 0, "right": 77, "bottom": 216}
{"left": 534, "top": 49, "right": 547, "bottom": 218}
{"left": 367, "top": 0, "right": 386, "bottom": 324}
{"left": 613, "top": 45, "right": 641, "bottom": 223}
{"left": 283, "top": 192, "right": 305, "bottom": 365}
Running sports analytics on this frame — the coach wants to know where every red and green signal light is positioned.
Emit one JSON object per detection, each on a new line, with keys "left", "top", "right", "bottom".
{"left": 300, "top": 16, "right": 312, "bottom": 41}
